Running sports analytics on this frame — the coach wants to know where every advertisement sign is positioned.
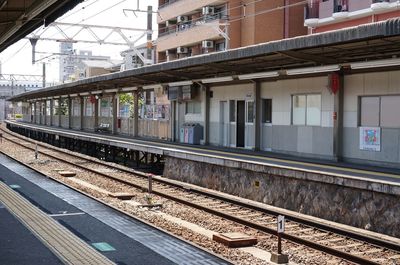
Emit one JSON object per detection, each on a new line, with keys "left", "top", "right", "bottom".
{"left": 182, "top": 85, "right": 193, "bottom": 100}
{"left": 15, "top": 114, "right": 23, "bottom": 121}
{"left": 359, "top": 127, "right": 381, "bottom": 151}
{"left": 168, "top": 86, "right": 179, "bottom": 100}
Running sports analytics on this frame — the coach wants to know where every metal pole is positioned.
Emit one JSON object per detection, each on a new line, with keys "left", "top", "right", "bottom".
{"left": 29, "top": 38, "right": 38, "bottom": 65}
{"left": 35, "top": 143, "right": 38, "bottom": 159}
{"left": 204, "top": 85, "right": 210, "bottom": 145}
{"left": 80, "top": 96, "right": 84, "bottom": 130}
{"left": 254, "top": 81, "right": 261, "bottom": 150}
{"left": 133, "top": 90, "right": 139, "bottom": 137}
{"left": 148, "top": 174, "right": 153, "bottom": 194}
{"left": 112, "top": 93, "right": 118, "bottom": 134}
{"left": 278, "top": 234, "right": 282, "bottom": 254}
{"left": 42, "top": 62, "right": 46, "bottom": 88}
{"left": 146, "top": 6, "right": 153, "bottom": 63}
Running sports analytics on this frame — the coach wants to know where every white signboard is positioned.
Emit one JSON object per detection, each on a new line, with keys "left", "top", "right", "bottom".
{"left": 277, "top": 215, "right": 285, "bottom": 233}
{"left": 359, "top": 127, "right": 381, "bottom": 152}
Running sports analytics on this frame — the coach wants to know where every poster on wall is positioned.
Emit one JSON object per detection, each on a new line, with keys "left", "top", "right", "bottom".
{"left": 359, "top": 127, "right": 381, "bottom": 151}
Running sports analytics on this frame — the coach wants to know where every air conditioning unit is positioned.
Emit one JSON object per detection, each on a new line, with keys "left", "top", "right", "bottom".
{"left": 202, "top": 40, "right": 214, "bottom": 49}
{"left": 177, "top": 15, "right": 189, "bottom": 23}
{"left": 202, "top": 6, "right": 215, "bottom": 15}
{"left": 177, "top": 47, "right": 188, "bottom": 54}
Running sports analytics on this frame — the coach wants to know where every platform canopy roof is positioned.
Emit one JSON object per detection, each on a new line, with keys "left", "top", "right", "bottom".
{"left": 10, "top": 18, "right": 400, "bottom": 102}
{"left": 0, "top": 0, "right": 83, "bottom": 53}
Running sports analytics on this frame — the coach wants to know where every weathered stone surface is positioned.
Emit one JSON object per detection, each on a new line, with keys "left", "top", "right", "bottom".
{"left": 163, "top": 157, "right": 400, "bottom": 237}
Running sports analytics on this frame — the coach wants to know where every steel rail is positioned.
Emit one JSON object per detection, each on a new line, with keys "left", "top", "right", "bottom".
{"left": 1, "top": 130, "right": 396, "bottom": 265}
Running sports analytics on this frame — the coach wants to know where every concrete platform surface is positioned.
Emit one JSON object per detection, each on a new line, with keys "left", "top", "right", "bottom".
{"left": 0, "top": 154, "right": 231, "bottom": 265}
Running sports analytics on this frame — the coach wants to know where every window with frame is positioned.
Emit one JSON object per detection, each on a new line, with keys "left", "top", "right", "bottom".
{"left": 229, "top": 100, "right": 235, "bottom": 122}
{"left": 292, "top": 94, "right": 321, "bottom": 126}
{"left": 186, "top": 101, "right": 201, "bottom": 114}
{"left": 262, "top": 98, "right": 272, "bottom": 123}
{"left": 360, "top": 95, "right": 400, "bottom": 127}
{"left": 246, "top": 101, "right": 254, "bottom": 123}
{"left": 215, "top": 42, "right": 225, "bottom": 52}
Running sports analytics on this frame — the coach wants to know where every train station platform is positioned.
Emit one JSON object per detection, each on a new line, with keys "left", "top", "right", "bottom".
{"left": 0, "top": 153, "right": 230, "bottom": 265}
{"left": 5, "top": 120, "right": 400, "bottom": 188}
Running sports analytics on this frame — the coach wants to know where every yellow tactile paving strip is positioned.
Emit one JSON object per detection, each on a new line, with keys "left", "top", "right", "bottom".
{"left": 0, "top": 181, "right": 115, "bottom": 265}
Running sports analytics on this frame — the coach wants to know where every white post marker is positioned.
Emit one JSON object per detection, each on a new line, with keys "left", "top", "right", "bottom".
{"left": 277, "top": 215, "right": 285, "bottom": 255}
{"left": 277, "top": 215, "right": 285, "bottom": 233}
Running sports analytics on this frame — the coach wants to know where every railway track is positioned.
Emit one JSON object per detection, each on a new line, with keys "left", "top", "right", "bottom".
{"left": 1, "top": 127, "right": 400, "bottom": 265}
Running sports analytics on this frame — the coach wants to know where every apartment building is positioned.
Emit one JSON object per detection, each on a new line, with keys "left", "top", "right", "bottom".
{"left": 156, "top": 0, "right": 307, "bottom": 62}
{"left": 304, "top": 0, "right": 400, "bottom": 33}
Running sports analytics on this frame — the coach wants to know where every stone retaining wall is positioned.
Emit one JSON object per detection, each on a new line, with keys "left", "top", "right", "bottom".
{"left": 163, "top": 157, "right": 400, "bottom": 237}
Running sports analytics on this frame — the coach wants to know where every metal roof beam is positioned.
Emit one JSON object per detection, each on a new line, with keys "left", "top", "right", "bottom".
{"left": 207, "top": 63, "right": 247, "bottom": 75}
{"left": 160, "top": 70, "right": 198, "bottom": 80}
{"left": 277, "top": 50, "right": 338, "bottom": 64}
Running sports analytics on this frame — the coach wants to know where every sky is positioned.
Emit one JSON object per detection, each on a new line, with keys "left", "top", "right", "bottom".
{"left": 0, "top": 0, "right": 159, "bottom": 84}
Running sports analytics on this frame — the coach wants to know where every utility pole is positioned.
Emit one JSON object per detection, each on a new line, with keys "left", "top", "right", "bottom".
{"left": 29, "top": 38, "right": 38, "bottom": 65}
{"left": 42, "top": 62, "right": 46, "bottom": 88}
{"left": 147, "top": 6, "right": 153, "bottom": 63}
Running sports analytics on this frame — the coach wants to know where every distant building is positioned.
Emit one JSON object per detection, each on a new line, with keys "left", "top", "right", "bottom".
{"left": 59, "top": 42, "right": 74, "bottom": 83}
{"left": 82, "top": 60, "right": 122, "bottom": 77}
{"left": 120, "top": 43, "right": 155, "bottom": 71}
{"left": 0, "top": 80, "right": 43, "bottom": 121}
{"left": 58, "top": 42, "right": 112, "bottom": 82}
{"left": 304, "top": 0, "right": 400, "bottom": 33}
{"left": 156, "top": 0, "right": 307, "bottom": 62}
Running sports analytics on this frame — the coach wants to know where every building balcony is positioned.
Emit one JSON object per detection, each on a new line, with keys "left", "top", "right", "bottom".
{"left": 332, "top": 0, "right": 349, "bottom": 19}
{"left": 157, "top": 19, "right": 225, "bottom": 52}
{"left": 304, "top": 0, "right": 320, "bottom": 27}
{"left": 371, "top": 0, "right": 391, "bottom": 11}
{"left": 304, "top": 0, "right": 398, "bottom": 28}
{"left": 158, "top": 0, "right": 227, "bottom": 23}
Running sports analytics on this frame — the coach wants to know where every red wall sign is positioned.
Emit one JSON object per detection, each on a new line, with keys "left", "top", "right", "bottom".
{"left": 330, "top": 73, "right": 340, "bottom": 95}
{"left": 89, "top": 95, "right": 96, "bottom": 104}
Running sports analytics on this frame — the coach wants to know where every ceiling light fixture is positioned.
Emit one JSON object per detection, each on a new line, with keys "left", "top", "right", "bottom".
{"left": 168, "top": 80, "right": 193, "bottom": 87}
{"left": 350, "top": 58, "right": 400, "bottom": 70}
{"left": 90, "top": 90, "right": 103, "bottom": 95}
{"left": 121, "top": 87, "right": 137, "bottom": 92}
{"left": 104, "top": 88, "right": 119, "bottom": 93}
{"left": 238, "top": 71, "right": 280, "bottom": 80}
{"left": 286, "top": 65, "right": 340, "bottom": 75}
{"left": 201, "top": 76, "right": 234, "bottom": 84}
{"left": 142, "top": 84, "right": 162, "bottom": 90}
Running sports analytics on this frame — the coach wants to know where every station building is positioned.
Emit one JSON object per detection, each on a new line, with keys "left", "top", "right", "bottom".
{"left": 10, "top": 18, "right": 400, "bottom": 169}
